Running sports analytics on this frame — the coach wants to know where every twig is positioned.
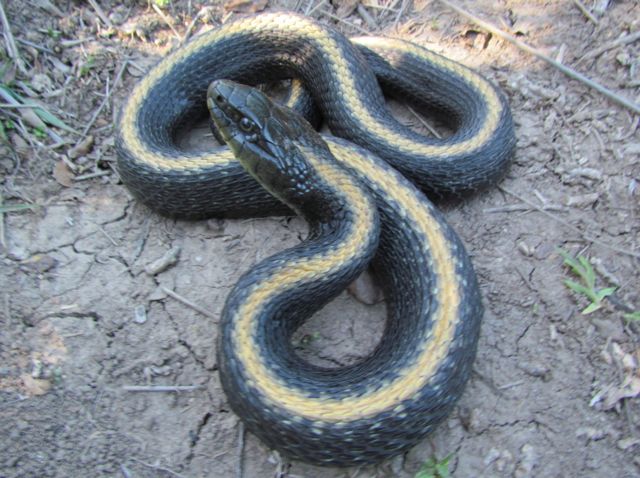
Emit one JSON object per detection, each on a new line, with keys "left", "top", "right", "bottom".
{"left": 87, "top": 0, "right": 114, "bottom": 29}
{"left": 406, "top": 104, "right": 443, "bottom": 139}
{"left": 571, "top": 0, "right": 598, "bottom": 25}
{"left": 15, "top": 37, "right": 55, "bottom": 54}
{"left": 120, "top": 464, "right": 133, "bottom": 478}
{"left": 236, "top": 422, "right": 245, "bottom": 478}
{"left": 122, "top": 385, "right": 203, "bottom": 392}
{"left": 437, "top": 0, "right": 640, "bottom": 115}
{"left": 321, "top": 9, "right": 370, "bottom": 35}
{"left": 80, "top": 60, "right": 128, "bottom": 139}
{"left": 357, "top": 4, "right": 378, "bottom": 30}
{"left": 96, "top": 224, "right": 119, "bottom": 246}
{"left": 161, "top": 287, "right": 217, "bottom": 319}
{"left": 130, "top": 458, "right": 189, "bottom": 478}
{"left": 152, "top": 3, "right": 183, "bottom": 42}
{"left": 483, "top": 203, "right": 567, "bottom": 213}
{"left": 394, "top": 0, "right": 408, "bottom": 27}
{"left": 74, "top": 170, "right": 111, "bottom": 181}
{"left": 579, "top": 30, "right": 640, "bottom": 62}
{"left": 0, "top": 193, "right": 6, "bottom": 249}
{"left": 0, "top": 0, "right": 27, "bottom": 74}
{"left": 498, "top": 186, "right": 640, "bottom": 259}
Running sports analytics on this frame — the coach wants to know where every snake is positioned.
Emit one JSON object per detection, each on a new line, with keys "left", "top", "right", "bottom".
{"left": 115, "top": 11, "right": 515, "bottom": 466}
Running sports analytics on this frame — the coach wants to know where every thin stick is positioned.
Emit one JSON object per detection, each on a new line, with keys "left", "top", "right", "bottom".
{"left": 571, "top": 0, "right": 598, "bottom": 25}
{"left": 0, "top": 0, "right": 27, "bottom": 74}
{"left": 437, "top": 0, "right": 640, "bottom": 115}
{"left": 499, "top": 186, "right": 640, "bottom": 259}
{"left": 236, "top": 423, "right": 245, "bottom": 478}
{"left": 579, "top": 30, "right": 640, "bottom": 62}
{"left": 122, "top": 385, "right": 203, "bottom": 392}
{"left": 87, "top": 0, "right": 114, "bottom": 29}
{"left": 74, "top": 170, "right": 111, "bottom": 181}
{"left": 321, "top": 9, "right": 370, "bottom": 35}
{"left": 483, "top": 203, "right": 567, "bottom": 213}
{"left": 0, "top": 193, "right": 6, "bottom": 249}
{"left": 162, "top": 287, "right": 217, "bottom": 319}
{"left": 80, "top": 60, "right": 128, "bottom": 139}
{"left": 152, "top": 3, "right": 182, "bottom": 42}
{"left": 15, "top": 37, "right": 55, "bottom": 54}
{"left": 130, "top": 458, "right": 188, "bottom": 478}
{"left": 394, "top": 0, "right": 408, "bottom": 27}
{"left": 406, "top": 105, "right": 443, "bottom": 139}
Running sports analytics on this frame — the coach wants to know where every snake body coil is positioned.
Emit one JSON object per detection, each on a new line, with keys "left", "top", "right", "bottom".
{"left": 116, "top": 12, "right": 514, "bottom": 218}
{"left": 116, "top": 11, "right": 515, "bottom": 466}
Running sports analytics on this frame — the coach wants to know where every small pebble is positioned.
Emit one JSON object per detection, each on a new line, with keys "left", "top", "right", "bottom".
{"left": 144, "top": 246, "right": 181, "bottom": 276}
{"left": 514, "top": 444, "right": 537, "bottom": 478}
{"left": 134, "top": 305, "right": 147, "bottom": 324}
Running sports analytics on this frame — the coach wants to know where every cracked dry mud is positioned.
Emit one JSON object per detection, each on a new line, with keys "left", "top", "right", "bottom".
{"left": 1, "top": 1, "right": 639, "bottom": 477}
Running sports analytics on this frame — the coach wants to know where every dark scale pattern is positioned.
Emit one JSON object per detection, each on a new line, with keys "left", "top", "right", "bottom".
{"left": 116, "top": 12, "right": 509, "bottom": 467}
{"left": 116, "top": 13, "right": 515, "bottom": 219}
{"left": 217, "top": 134, "right": 482, "bottom": 466}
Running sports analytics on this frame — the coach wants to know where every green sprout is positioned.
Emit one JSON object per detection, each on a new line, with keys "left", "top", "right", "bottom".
{"left": 623, "top": 311, "right": 640, "bottom": 322}
{"left": 415, "top": 454, "right": 452, "bottom": 478}
{"left": 79, "top": 55, "right": 95, "bottom": 77}
{"left": 558, "top": 249, "right": 616, "bottom": 315}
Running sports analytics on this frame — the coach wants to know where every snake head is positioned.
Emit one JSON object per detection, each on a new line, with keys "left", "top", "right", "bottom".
{"left": 207, "top": 79, "right": 324, "bottom": 212}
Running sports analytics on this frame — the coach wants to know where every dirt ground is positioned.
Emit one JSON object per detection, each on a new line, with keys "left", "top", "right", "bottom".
{"left": 1, "top": 0, "right": 639, "bottom": 477}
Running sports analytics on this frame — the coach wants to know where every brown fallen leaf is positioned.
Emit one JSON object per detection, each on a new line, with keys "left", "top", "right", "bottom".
{"left": 53, "top": 160, "right": 74, "bottom": 187}
{"left": 68, "top": 135, "right": 94, "bottom": 159}
{"left": 224, "top": 0, "right": 268, "bottom": 13}
{"left": 21, "top": 374, "right": 52, "bottom": 396}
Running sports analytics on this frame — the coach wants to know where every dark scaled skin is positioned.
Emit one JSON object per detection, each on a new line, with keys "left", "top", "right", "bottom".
{"left": 206, "top": 79, "right": 483, "bottom": 467}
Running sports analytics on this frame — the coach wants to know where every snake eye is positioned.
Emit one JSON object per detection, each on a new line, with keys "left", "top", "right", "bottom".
{"left": 239, "top": 117, "right": 255, "bottom": 133}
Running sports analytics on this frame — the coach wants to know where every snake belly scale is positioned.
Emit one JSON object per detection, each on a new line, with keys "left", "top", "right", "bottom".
{"left": 116, "top": 11, "right": 514, "bottom": 466}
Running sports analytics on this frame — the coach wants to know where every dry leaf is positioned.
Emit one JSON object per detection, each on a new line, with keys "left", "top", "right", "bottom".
{"left": 53, "top": 160, "right": 74, "bottom": 187}
{"left": 602, "top": 375, "right": 640, "bottom": 410}
{"left": 68, "top": 135, "right": 94, "bottom": 159}
{"left": 224, "top": 0, "right": 268, "bottom": 13}
{"left": 21, "top": 374, "right": 52, "bottom": 396}
{"left": 20, "top": 107, "right": 47, "bottom": 130}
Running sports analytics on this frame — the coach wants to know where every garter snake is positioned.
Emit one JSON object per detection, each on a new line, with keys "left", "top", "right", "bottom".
{"left": 116, "top": 12, "right": 515, "bottom": 218}
{"left": 115, "top": 11, "right": 514, "bottom": 466}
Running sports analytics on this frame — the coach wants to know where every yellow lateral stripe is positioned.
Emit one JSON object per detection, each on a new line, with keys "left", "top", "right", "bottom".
{"left": 349, "top": 36, "right": 503, "bottom": 156}
{"left": 120, "top": 13, "right": 502, "bottom": 172}
{"left": 232, "top": 142, "right": 460, "bottom": 422}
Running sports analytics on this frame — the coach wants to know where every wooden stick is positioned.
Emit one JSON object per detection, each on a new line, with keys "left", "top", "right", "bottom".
{"left": 0, "top": 0, "right": 27, "bottom": 74}
{"left": 162, "top": 287, "right": 217, "bottom": 319}
{"left": 572, "top": 0, "right": 598, "bottom": 25}
{"left": 579, "top": 30, "right": 640, "bottom": 62}
{"left": 122, "top": 385, "right": 203, "bottom": 392}
{"left": 437, "top": 0, "right": 640, "bottom": 115}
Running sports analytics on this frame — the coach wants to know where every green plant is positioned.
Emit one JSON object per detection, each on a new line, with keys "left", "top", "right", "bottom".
{"left": 154, "top": 0, "right": 171, "bottom": 7}
{"left": 46, "top": 28, "right": 61, "bottom": 39}
{"left": 624, "top": 311, "right": 640, "bottom": 322}
{"left": 559, "top": 249, "right": 616, "bottom": 314}
{"left": 0, "top": 83, "right": 75, "bottom": 133}
{"left": 0, "top": 202, "right": 38, "bottom": 213}
{"left": 415, "top": 454, "right": 452, "bottom": 478}
{"left": 79, "top": 55, "right": 95, "bottom": 77}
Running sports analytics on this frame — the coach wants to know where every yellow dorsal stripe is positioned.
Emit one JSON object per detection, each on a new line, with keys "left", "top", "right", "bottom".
{"left": 232, "top": 142, "right": 460, "bottom": 422}
{"left": 119, "top": 13, "right": 502, "bottom": 172}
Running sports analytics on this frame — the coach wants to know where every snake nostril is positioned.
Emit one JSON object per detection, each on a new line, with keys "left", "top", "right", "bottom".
{"left": 215, "top": 94, "right": 226, "bottom": 105}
